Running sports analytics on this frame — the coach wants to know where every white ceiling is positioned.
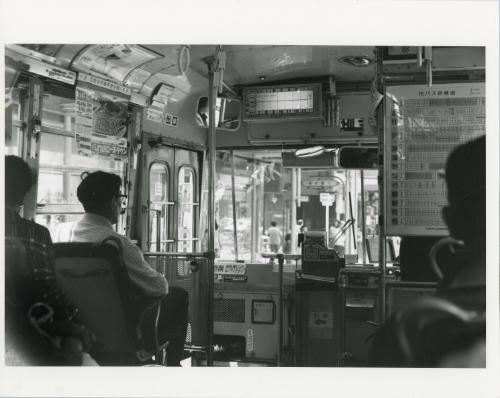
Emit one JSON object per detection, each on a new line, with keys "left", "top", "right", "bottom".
{"left": 10, "top": 44, "right": 377, "bottom": 96}
{"left": 169, "top": 45, "right": 377, "bottom": 86}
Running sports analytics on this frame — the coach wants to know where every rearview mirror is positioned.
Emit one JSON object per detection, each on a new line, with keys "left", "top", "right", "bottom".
{"left": 338, "top": 146, "right": 378, "bottom": 169}
{"left": 196, "top": 96, "right": 241, "bottom": 131}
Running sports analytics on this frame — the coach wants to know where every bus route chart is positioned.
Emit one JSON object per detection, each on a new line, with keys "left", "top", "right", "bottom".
{"left": 384, "top": 83, "right": 485, "bottom": 236}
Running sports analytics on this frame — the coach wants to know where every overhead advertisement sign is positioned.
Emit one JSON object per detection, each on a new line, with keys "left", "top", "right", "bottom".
{"left": 384, "top": 83, "right": 485, "bottom": 236}
{"left": 72, "top": 44, "right": 161, "bottom": 82}
{"left": 75, "top": 85, "right": 129, "bottom": 160}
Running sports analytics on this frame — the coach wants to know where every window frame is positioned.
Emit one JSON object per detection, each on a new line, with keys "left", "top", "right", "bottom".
{"left": 147, "top": 161, "right": 173, "bottom": 252}
{"left": 176, "top": 165, "right": 198, "bottom": 253}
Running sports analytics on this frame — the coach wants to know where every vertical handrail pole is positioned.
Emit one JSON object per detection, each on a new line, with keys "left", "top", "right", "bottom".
{"left": 251, "top": 161, "right": 258, "bottom": 263}
{"left": 290, "top": 168, "right": 297, "bottom": 253}
{"left": 325, "top": 204, "right": 330, "bottom": 246}
{"left": 376, "top": 47, "right": 387, "bottom": 323}
{"left": 231, "top": 150, "right": 239, "bottom": 260}
{"left": 338, "top": 271, "right": 347, "bottom": 366}
{"left": 206, "top": 57, "right": 217, "bottom": 366}
{"left": 360, "top": 170, "right": 367, "bottom": 264}
{"left": 277, "top": 253, "right": 284, "bottom": 366}
{"left": 156, "top": 209, "right": 162, "bottom": 252}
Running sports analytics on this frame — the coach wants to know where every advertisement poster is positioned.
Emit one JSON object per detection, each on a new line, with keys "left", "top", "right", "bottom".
{"left": 72, "top": 44, "right": 161, "bottom": 82}
{"left": 384, "top": 83, "right": 485, "bottom": 236}
{"left": 75, "top": 86, "right": 129, "bottom": 159}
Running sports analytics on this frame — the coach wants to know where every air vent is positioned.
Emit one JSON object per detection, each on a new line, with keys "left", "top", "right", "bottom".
{"left": 214, "top": 298, "right": 245, "bottom": 323}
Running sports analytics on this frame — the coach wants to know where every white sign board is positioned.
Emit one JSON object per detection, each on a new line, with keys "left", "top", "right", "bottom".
{"left": 384, "top": 83, "right": 485, "bottom": 236}
{"left": 214, "top": 262, "right": 246, "bottom": 275}
{"left": 319, "top": 192, "right": 334, "bottom": 206}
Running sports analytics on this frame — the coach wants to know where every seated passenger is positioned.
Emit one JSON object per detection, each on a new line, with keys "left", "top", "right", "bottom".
{"left": 67, "top": 171, "right": 189, "bottom": 366}
{"left": 4, "top": 155, "right": 95, "bottom": 365}
{"left": 438, "top": 135, "right": 485, "bottom": 311}
{"left": 369, "top": 136, "right": 486, "bottom": 367}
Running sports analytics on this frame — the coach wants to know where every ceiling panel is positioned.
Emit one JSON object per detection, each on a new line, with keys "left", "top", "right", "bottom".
{"left": 186, "top": 45, "right": 376, "bottom": 86}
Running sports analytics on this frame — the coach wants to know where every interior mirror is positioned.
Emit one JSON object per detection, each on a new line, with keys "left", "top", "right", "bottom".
{"left": 338, "top": 146, "right": 378, "bottom": 169}
{"left": 196, "top": 96, "right": 241, "bottom": 131}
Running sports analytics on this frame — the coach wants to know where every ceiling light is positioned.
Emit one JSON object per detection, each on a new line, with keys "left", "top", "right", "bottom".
{"left": 338, "top": 55, "right": 372, "bottom": 67}
{"left": 294, "top": 146, "right": 325, "bottom": 158}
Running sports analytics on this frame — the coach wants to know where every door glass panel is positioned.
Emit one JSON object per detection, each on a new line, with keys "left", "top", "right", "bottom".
{"left": 178, "top": 167, "right": 196, "bottom": 252}
{"left": 149, "top": 163, "right": 169, "bottom": 252}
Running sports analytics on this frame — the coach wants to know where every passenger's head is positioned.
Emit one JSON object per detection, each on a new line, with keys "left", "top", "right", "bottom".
{"left": 270, "top": 221, "right": 277, "bottom": 227}
{"left": 77, "top": 171, "right": 123, "bottom": 224}
{"left": 198, "top": 96, "right": 209, "bottom": 114}
{"left": 442, "top": 136, "right": 485, "bottom": 246}
{"left": 5, "top": 155, "right": 33, "bottom": 208}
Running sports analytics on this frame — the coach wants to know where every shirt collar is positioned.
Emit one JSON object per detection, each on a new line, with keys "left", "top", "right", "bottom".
{"left": 81, "top": 213, "right": 114, "bottom": 229}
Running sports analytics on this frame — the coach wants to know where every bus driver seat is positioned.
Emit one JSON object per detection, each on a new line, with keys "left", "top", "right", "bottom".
{"left": 53, "top": 237, "right": 170, "bottom": 365}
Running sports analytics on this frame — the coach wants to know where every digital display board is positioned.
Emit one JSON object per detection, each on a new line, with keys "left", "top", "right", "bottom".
{"left": 243, "top": 83, "right": 321, "bottom": 121}
{"left": 384, "top": 83, "right": 485, "bottom": 236}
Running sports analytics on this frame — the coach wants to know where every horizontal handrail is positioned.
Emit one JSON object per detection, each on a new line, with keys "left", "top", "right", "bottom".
{"left": 143, "top": 251, "right": 209, "bottom": 258}
{"left": 385, "top": 280, "right": 438, "bottom": 288}
{"left": 260, "top": 252, "right": 301, "bottom": 260}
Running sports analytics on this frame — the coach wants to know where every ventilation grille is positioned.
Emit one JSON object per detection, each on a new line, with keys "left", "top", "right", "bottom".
{"left": 214, "top": 298, "right": 245, "bottom": 323}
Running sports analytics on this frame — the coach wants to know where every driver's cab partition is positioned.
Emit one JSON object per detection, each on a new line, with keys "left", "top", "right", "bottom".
{"left": 143, "top": 252, "right": 210, "bottom": 361}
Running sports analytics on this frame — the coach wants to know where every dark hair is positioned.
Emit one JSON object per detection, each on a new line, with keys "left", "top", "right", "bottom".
{"left": 5, "top": 156, "right": 33, "bottom": 207}
{"left": 77, "top": 171, "right": 122, "bottom": 213}
{"left": 270, "top": 221, "right": 277, "bottom": 227}
{"left": 445, "top": 135, "right": 485, "bottom": 206}
{"left": 444, "top": 135, "right": 485, "bottom": 240}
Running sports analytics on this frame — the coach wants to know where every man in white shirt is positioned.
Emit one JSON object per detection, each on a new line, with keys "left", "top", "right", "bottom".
{"left": 68, "top": 171, "right": 188, "bottom": 366}
{"left": 268, "top": 221, "right": 282, "bottom": 253}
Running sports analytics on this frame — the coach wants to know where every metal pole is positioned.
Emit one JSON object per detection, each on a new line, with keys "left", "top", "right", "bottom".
{"left": 360, "top": 170, "right": 367, "bottom": 264}
{"left": 156, "top": 209, "right": 161, "bottom": 252}
{"left": 376, "top": 47, "right": 387, "bottom": 323}
{"left": 230, "top": 150, "right": 239, "bottom": 260}
{"left": 338, "top": 271, "right": 347, "bottom": 366}
{"left": 291, "top": 168, "right": 297, "bottom": 253}
{"left": 251, "top": 163, "right": 258, "bottom": 263}
{"left": 325, "top": 204, "right": 330, "bottom": 246}
{"left": 206, "top": 58, "right": 217, "bottom": 366}
{"left": 277, "top": 253, "right": 285, "bottom": 366}
{"left": 23, "top": 77, "right": 43, "bottom": 221}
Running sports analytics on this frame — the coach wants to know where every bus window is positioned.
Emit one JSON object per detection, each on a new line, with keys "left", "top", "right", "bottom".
{"left": 36, "top": 91, "right": 126, "bottom": 238}
{"left": 5, "top": 87, "right": 23, "bottom": 156}
{"left": 215, "top": 152, "right": 261, "bottom": 261}
{"left": 148, "top": 162, "right": 169, "bottom": 252}
{"left": 177, "top": 167, "right": 197, "bottom": 253}
{"left": 215, "top": 149, "right": 381, "bottom": 264}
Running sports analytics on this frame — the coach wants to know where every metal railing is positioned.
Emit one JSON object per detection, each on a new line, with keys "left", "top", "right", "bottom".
{"left": 143, "top": 251, "right": 213, "bottom": 364}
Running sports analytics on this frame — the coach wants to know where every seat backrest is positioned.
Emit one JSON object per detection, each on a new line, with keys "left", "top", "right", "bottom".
{"left": 53, "top": 240, "right": 135, "bottom": 355}
{"left": 369, "top": 295, "right": 486, "bottom": 367}
{"left": 5, "top": 237, "right": 28, "bottom": 307}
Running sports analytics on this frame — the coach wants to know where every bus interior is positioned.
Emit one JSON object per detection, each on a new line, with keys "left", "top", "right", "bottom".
{"left": 4, "top": 43, "right": 488, "bottom": 369}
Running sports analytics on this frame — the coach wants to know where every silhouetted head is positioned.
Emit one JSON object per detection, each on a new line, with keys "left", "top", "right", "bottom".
{"left": 77, "top": 171, "right": 123, "bottom": 224}
{"left": 5, "top": 156, "right": 33, "bottom": 208}
{"left": 270, "top": 221, "right": 277, "bottom": 227}
{"left": 442, "top": 136, "right": 485, "bottom": 247}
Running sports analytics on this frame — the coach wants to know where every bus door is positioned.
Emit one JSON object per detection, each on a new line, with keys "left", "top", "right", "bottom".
{"left": 140, "top": 132, "right": 207, "bottom": 358}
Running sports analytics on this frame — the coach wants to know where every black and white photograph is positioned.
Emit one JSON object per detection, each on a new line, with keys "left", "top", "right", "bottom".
{"left": 1, "top": 1, "right": 499, "bottom": 398}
